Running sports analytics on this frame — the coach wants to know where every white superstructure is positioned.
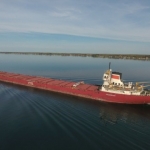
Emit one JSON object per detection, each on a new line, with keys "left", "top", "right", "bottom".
{"left": 101, "top": 64, "right": 146, "bottom": 95}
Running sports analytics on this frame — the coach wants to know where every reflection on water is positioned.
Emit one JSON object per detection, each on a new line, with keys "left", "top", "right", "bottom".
{"left": 99, "top": 103, "right": 150, "bottom": 125}
{"left": 0, "top": 54, "right": 150, "bottom": 150}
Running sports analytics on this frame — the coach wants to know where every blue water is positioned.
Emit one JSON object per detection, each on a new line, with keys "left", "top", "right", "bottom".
{"left": 0, "top": 54, "right": 150, "bottom": 150}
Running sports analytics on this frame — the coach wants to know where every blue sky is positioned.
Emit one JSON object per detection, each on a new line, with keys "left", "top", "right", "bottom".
{"left": 0, "top": 0, "right": 150, "bottom": 54}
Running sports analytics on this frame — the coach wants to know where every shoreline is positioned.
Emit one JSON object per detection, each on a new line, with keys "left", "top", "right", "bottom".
{"left": 0, "top": 52, "right": 150, "bottom": 60}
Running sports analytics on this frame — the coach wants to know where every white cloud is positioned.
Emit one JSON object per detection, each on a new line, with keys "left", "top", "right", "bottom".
{"left": 0, "top": 0, "right": 150, "bottom": 42}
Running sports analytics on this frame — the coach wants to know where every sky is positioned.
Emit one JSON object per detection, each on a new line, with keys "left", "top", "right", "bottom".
{"left": 0, "top": 0, "right": 150, "bottom": 54}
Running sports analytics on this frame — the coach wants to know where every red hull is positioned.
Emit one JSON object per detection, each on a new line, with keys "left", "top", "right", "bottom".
{"left": 0, "top": 71, "right": 150, "bottom": 104}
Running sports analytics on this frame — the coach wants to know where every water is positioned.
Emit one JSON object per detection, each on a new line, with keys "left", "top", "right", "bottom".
{"left": 0, "top": 54, "right": 150, "bottom": 150}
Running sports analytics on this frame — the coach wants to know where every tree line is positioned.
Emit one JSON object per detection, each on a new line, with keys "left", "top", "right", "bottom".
{"left": 0, "top": 52, "right": 150, "bottom": 60}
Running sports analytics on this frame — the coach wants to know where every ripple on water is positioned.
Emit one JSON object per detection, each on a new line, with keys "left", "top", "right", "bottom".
{"left": 0, "top": 83, "right": 150, "bottom": 150}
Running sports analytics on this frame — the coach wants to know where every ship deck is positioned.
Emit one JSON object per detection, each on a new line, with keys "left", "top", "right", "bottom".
{"left": 0, "top": 71, "right": 150, "bottom": 104}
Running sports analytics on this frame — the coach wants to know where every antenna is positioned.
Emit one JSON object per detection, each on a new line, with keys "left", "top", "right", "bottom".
{"left": 109, "top": 62, "right": 111, "bottom": 69}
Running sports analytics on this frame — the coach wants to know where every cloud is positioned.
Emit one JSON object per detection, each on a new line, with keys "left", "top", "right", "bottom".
{"left": 0, "top": 0, "right": 150, "bottom": 42}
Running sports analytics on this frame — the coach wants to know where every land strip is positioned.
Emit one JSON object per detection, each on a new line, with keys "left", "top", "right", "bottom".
{"left": 0, "top": 52, "right": 150, "bottom": 60}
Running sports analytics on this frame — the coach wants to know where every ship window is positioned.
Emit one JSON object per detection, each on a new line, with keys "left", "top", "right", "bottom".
{"left": 118, "top": 83, "right": 120, "bottom": 85}
{"left": 113, "top": 82, "right": 114, "bottom": 85}
{"left": 115, "top": 83, "right": 117, "bottom": 85}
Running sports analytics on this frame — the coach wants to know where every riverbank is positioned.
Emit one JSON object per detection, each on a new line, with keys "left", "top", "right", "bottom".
{"left": 0, "top": 52, "right": 150, "bottom": 60}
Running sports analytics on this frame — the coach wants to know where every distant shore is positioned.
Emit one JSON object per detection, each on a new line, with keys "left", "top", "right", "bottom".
{"left": 0, "top": 52, "right": 150, "bottom": 61}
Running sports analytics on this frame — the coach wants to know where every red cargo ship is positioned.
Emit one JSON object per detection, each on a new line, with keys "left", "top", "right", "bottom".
{"left": 0, "top": 65, "right": 150, "bottom": 104}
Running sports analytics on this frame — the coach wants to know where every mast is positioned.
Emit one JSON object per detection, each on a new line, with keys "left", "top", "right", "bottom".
{"left": 109, "top": 62, "right": 112, "bottom": 83}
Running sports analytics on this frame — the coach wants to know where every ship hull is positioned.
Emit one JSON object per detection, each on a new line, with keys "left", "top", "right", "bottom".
{"left": 0, "top": 71, "right": 150, "bottom": 104}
